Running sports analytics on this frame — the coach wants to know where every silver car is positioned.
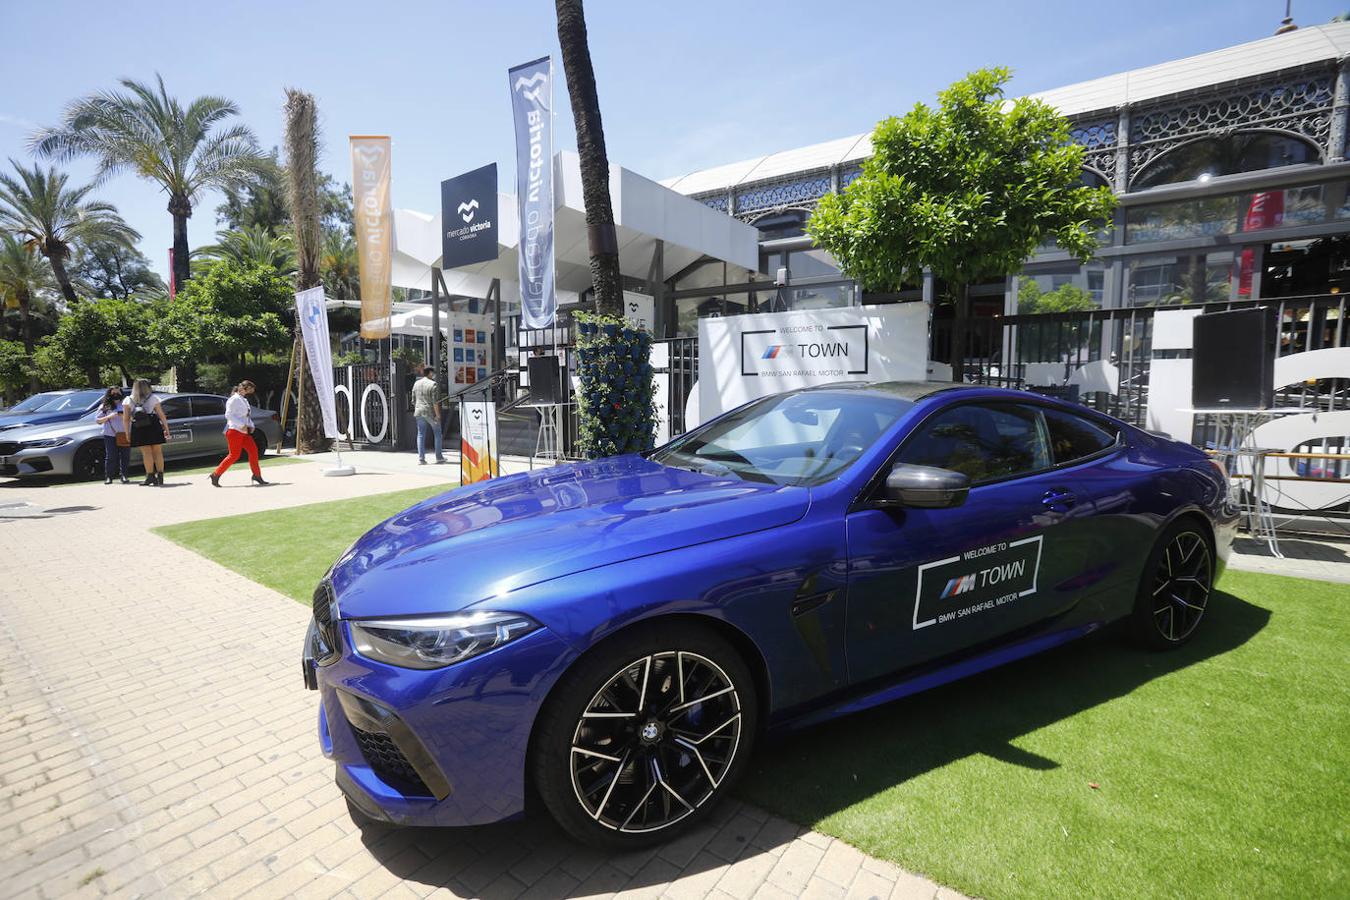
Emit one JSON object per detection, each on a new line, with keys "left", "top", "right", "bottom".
{"left": 0, "top": 393, "right": 284, "bottom": 480}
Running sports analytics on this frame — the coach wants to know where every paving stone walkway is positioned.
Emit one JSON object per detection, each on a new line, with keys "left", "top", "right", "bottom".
{"left": 0, "top": 461, "right": 960, "bottom": 899}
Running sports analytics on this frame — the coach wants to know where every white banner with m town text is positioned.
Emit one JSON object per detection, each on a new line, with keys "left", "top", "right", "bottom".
{"left": 697, "top": 304, "right": 930, "bottom": 423}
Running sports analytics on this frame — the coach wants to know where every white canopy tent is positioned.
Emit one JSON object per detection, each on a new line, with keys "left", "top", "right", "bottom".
{"left": 390, "top": 150, "right": 761, "bottom": 303}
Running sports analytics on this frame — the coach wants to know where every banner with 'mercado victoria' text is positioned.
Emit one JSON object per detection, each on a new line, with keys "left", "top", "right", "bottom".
{"left": 508, "top": 56, "right": 555, "bottom": 330}
{"left": 350, "top": 135, "right": 393, "bottom": 339}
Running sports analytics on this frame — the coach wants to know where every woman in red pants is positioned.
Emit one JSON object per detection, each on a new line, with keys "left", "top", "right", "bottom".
{"left": 209, "top": 380, "right": 268, "bottom": 487}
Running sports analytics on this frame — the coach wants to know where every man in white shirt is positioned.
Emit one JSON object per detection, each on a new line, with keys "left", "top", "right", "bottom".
{"left": 209, "top": 380, "right": 268, "bottom": 487}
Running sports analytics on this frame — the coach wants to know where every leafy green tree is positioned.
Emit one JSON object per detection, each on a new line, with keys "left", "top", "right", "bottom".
{"left": 321, "top": 230, "right": 360, "bottom": 301}
{"left": 1017, "top": 279, "right": 1096, "bottom": 313}
{"left": 45, "top": 297, "right": 159, "bottom": 384}
{"left": 160, "top": 261, "right": 291, "bottom": 368}
{"left": 0, "top": 161, "right": 138, "bottom": 303}
{"left": 0, "top": 338, "right": 30, "bottom": 401}
{"left": 31, "top": 73, "right": 266, "bottom": 291}
{"left": 73, "top": 239, "right": 164, "bottom": 300}
{"left": 0, "top": 233, "right": 56, "bottom": 359}
{"left": 216, "top": 150, "right": 353, "bottom": 239}
{"left": 807, "top": 68, "right": 1116, "bottom": 380}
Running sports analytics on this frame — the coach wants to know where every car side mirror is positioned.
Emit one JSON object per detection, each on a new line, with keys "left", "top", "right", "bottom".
{"left": 876, "top": 463, "right": 970, "bottom": 509}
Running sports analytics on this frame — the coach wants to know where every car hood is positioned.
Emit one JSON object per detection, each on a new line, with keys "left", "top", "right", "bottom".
{"left": 0, "top": 417, "right": 98, "bottom": 443}
{"left": 330, "top": 454, "right": 810, "bottom": 619}
{"left": 0, "top": 410, "right": 86, "bottom": 432}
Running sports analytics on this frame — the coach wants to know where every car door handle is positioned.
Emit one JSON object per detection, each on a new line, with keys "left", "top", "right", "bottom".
{"left": 1042, "top": 488, "right": 1076, "bottom": 509}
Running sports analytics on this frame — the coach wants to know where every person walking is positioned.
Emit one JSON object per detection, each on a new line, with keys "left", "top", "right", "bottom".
{"left": 96, "top": 387, "right": 130, "bottom": 484}
{"left": 123, "top": 379, "right": 169, "bottom": 486}
{"left": 412, "top": 366, "right": 446, "bottom": 465}
{"left": 209, "top": 380, "right": 268, "bottom": 487}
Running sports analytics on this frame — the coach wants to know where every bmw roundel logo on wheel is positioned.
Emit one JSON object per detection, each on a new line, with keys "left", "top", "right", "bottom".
{"left": 301, "top": 382, "right": 1236, "bottom": 848}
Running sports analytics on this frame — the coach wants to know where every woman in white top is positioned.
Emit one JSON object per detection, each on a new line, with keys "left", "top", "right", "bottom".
{"left": 123, "top": 378, "right": 170, "bottom": 486}
{"left": 209, "top": 380, "right": 267, "bottom": 487}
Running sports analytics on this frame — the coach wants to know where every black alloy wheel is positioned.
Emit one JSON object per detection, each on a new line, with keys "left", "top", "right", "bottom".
{"left": 533, "top": 622, "right": 757, "bottom": 849}
{"left": 1132, "top": 521, "right": 1214, "bottom": 649}
{"left": 74, "top": 442, "right": 104, "bottom": 481}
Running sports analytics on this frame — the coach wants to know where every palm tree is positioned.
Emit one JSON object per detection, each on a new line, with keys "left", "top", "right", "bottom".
{"left": 555, "top": 0, "right": 622, "bottom": 317}
{"left": 30, "top": 73, "right": 266, "bottom": 292}
{"left": 283, "top": 87, "right": 329, "bottom": 454}
{"left": 194, "top": 224, "right": 296, "bottom": 275}
{"left": 320, "top": 230, "right": 359, "bottom": 301}
{"left": 0, "top": 161, "right": 138, "bottom": 303}
{"left": 0, "top": 234, "right": 57, "bottom": 390}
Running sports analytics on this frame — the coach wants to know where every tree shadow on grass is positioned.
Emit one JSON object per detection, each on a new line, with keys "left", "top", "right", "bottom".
{"left": 738, "top": 588, "right": 1270, "bottom": 823}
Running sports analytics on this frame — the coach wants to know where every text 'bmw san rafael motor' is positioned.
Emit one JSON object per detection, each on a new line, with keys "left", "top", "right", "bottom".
{"left": 303, "top": 382, "right": 1236, "bottom": 848}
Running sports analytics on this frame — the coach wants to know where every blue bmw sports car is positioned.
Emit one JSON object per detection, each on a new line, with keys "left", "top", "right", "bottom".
{"left": 304, "top": 382, "right": 1235, "bottom": 848}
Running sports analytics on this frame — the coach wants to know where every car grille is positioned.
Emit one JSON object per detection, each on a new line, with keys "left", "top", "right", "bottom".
{"left": 311, "top": 581, "right": 341, "bottom": 665}
{"left": 0, "top": 442, "right": 19, "bottom": 456}
{"left": 350, "top": 725, "right": 431, "bottom": 795}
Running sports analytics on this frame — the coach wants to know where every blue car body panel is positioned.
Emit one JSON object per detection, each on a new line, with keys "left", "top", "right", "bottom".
{"left": 310, "top": 385, "right": 1236, "bottom": 827}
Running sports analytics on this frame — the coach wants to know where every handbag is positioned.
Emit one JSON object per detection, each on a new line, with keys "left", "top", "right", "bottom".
{"left": 115, "top": 431, "right": 131, "bottom": 448}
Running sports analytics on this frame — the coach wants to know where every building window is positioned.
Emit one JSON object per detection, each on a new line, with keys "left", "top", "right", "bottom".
{"left": 1125, "top": 251, "right": 1237, "bottom": 306}
{"left": 1126, "top": 181, "right": 1350, "bottom": 244}
{"left": 1133, "top": 132, "right": 1319, "bottom": 189}
{"left": 1017, "top": 264, "right": 1107, "bottom": 312}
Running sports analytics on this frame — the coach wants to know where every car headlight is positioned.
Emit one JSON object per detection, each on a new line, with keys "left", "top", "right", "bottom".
{"left": 349, "top": 611, "right": 539, "bottom": 669}
{"left": 19, "top": 437, "right": 72, "bottom": 449}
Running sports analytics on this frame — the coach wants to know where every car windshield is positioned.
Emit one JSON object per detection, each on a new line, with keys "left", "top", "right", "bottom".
{"left": 651, "top": 390, "right": 913, "bottom": 486}
{"left": 36, "top": 390, "right": 103, "bottom": 412}
{"left": 7, "top": 392, "right": 60, "bottom": 413}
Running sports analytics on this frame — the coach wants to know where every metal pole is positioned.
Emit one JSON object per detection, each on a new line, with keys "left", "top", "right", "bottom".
{"left": 431, "top": 267, "right": 442, "bottom": 374}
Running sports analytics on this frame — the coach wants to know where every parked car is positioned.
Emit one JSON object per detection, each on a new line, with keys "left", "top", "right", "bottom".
{"left": 0, "top": 391, "right": 64, "bottom": 416}
{"left": 0, "top": 389, "right": 108, "bottom": 432}
{"left": 303, "top": 382, "right": 1236, "bottom": 848}
{"left": 0, "top": 393, "right": 283, "bottom": 480}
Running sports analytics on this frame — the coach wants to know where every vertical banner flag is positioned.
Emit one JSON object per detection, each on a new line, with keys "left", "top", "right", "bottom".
{"left": 350, "top": 136, "right": 393, "bottom": 339}
{"left": 509, "top": 56, "right": 555, "bottom": 330}
{"left": 460, "top": 400, "right": 499, "bottom": 483}
{"left": 295, "top": 286, "right": 339, "bottom": 439}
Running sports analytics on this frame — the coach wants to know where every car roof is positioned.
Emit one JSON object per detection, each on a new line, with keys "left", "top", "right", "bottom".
{"left": 797, "top": 381, "right": 984, "bottom": 401}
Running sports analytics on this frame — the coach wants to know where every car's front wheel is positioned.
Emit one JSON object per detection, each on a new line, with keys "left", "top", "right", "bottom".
{"left": 73, "top": 441, "right": 105, "bottom": 481}
{"left": 531, "top": 620, "right": 757, "bottom": 849}
{"left": 1131, "top": 518, "right": 1215, "bottom": 649}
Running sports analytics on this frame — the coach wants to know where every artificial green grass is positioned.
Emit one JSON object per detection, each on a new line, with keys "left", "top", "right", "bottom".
{"left": 152, "top": 484, "right": 448, "bottom": 603}
{"left": 155, "top": 489, "right": 1347, "bottom": 898}
{"left": 739, "top": 569, "right": 1350, "bottom": 899}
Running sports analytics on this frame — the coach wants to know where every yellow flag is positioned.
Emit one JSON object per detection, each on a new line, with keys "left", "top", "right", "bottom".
{"left": 350, "top": 136, "right": 393, "bottom": 339}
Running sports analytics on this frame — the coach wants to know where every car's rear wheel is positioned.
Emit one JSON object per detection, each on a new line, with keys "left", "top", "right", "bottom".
{"left": 531, "top": 621, "right": 757, "bottom": 849}
{"left": 1131, "top": 519, "right": 1214, "bottom": 649}
{"left": 73, "top": 442, "right": 104, "bottom": 481}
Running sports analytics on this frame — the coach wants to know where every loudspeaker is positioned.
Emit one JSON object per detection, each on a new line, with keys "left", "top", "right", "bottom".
{"left": 1192, "top": 308, "right": 1274, "bottom": 409}
{"left": 526, "top": 354, "right": 563, "bottom": 405}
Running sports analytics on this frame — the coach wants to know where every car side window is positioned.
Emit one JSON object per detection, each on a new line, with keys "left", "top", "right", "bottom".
{"left": 192, "top": 396, "right": 225, "bottom": 418}
{"left": 160, "top": 397, "right": 192, "bottom": 420}
{"left": 1041, "top": 407, "right": 1117, "bottom": 464}
{"left": 896, "top": 403, "right": 1051, "bottom": 484}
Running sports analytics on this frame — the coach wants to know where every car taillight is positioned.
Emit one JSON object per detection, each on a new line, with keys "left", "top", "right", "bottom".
{"left": 272, "top": 413, "right": 280, "bottom": 422}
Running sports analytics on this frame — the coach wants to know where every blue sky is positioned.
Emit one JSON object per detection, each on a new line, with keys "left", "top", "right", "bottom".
{"left": 1, "top": 0, "right": 1344, "bottom": 279}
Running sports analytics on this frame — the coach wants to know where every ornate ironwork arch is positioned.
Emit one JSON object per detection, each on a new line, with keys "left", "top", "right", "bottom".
{"left": 1132, "top": 127, "right": 1324, "bottom": 188}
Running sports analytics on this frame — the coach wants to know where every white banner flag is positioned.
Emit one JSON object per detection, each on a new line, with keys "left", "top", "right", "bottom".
{"left": 295, "top": 286, "right": 339, "bottom": 439}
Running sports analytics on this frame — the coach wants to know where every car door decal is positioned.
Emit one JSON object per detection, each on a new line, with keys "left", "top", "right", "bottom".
{"left": 912, "top": 535, "right": 1044, "bottom": 630}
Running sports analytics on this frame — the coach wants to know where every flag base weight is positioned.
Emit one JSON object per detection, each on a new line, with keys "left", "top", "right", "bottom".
{"left": 323, "top": 466, "right": 356, "bottom": 477}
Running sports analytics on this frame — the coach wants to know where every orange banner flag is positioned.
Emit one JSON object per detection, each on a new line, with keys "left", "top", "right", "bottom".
{"left": 350, "top": 136, "right": 393, "bottom": 339}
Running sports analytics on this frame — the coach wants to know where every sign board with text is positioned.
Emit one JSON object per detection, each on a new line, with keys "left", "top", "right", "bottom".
{"left": 696, "top": 304, "right": 929, "bottom": 423}
{"left": 440, "top": 164, "right": 498, "bottom": 270}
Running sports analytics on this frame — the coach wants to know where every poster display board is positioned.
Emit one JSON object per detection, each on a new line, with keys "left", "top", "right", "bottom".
{"left": 459, "top": 399, "right": 499, "bottom": 484}
{"left": 696, "top": 304, "right": 930, "bottom": 424}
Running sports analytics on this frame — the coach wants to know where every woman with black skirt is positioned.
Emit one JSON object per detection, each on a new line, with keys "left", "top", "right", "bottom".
{"left": 123, "top": 379, "right": 169, "bottom": 485}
